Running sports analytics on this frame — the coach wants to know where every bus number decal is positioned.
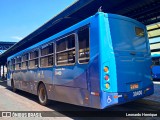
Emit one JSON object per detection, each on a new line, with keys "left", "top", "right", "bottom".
{"left": 55, "top": 71, "right": 62, "bottom": 75}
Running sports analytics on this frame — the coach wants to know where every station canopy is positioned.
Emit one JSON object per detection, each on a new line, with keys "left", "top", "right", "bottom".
{"left": 147, "top": 22, "right": 160, "bottom": 39}
{"left": 147, "top": 22, "right": 160, "bottom": 54}
{"left": 0, "top": 0, "right": 160, "bottom": 64}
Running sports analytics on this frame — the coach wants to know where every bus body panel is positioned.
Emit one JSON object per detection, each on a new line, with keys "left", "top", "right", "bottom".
{"left": 38, "top": 67, "right": 54, "bottom": 98}
{"left": 53, "top": 66, "right": 87, "bottom": 88}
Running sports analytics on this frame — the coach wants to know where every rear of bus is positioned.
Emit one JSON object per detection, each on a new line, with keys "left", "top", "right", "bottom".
{"left": 99, "top": 13, "right": 154, "bottom": 108}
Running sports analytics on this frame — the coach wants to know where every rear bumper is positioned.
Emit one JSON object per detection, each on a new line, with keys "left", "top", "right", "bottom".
{"left": 117, "top": 84, "right": 154, "bottom": 104}
{"left": 100, "top": 84, "right": 154, "bottom": 109}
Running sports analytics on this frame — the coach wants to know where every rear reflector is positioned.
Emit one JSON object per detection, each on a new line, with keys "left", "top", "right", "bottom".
{"left": 91, "top": 92, "right": 99, "bottom": 96}
{"left": 114, "top": 95, "right": 118, "bottom": 99}
{"left": 146, "top": 88, "right": 150, "bottom": 91}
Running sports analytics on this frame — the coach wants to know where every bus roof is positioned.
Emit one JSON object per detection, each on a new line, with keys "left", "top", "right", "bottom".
{"left": 8, "top": 12, "right": 145, "bottom": 60}
{"left": 107, "top": 13, "right": 145, "bottom": 27}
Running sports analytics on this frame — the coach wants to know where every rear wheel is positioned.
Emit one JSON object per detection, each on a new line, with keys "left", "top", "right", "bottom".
{"left": 11, "top": 79, "right": 16, "bottom": 92}
{"left": 38, "top": 83, "right": 49, "bottom": 105}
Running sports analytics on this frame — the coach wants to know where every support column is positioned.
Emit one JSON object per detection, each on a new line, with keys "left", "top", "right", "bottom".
{"left": 0, "top": 65, "right": 1, "bottom": 78}
{"left": 2, "top": 65, "right": 4, "bottom": 79}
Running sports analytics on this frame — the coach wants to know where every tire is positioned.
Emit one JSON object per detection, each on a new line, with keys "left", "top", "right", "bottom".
{"left": 11, "top": 80, "right": 16, "bottom": 92}
{"left": 38, "top": 83, "right": 50, "bottom": 106}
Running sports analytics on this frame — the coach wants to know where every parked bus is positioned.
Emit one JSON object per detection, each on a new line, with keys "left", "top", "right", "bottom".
{"left": 7, "top": 12, "right": 154, "bottom": 109}
{"left": 151, "top": 54, "right": 160, "bottom": 80}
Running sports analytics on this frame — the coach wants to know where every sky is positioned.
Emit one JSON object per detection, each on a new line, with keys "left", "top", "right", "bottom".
{"left": 0, "top": 0, "right": 76, "bottom": 42}
{"left": 0, "top": 0, "right": 159, "bottom": 43}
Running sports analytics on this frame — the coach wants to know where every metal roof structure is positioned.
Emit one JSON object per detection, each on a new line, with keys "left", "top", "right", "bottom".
{"left": 147, "top": 22, "right": 160, "bottom": 39}
{"left": 0, "top": 42, "right": 16, "bottom": 55}
{"left": 147, "top": 22, "right": 160, "bottom": 54}
{"left": 150, "top": 41, "right": 160, "bottom": 53}
{"left": 0, "top": 0, "right": 160, "bottom": 65}
{"left": 0, "top": 42, "right": 16, "bottom": 50}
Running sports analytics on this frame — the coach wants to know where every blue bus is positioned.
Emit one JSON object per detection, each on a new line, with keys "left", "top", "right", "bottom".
{"left": 151, "top": 54, "right": 160, "bottom": 80}
{"left": 7, "top": 12, "right": 154, "bottom": 109}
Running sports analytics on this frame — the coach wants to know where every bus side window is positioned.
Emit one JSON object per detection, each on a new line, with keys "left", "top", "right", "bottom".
{"left": 56, "top": 34, "right": 75, "bottom": 66}
{"left": 15, "top": 57, "right": 21, "bottom": 70}
{"left": 40, "top": 43, "right": 54, "bottom": 67}
{"left": 29, "top": 49, "right": 39, "bottom": 68}
{"left": 11, "top": 59, "right": 15, "bottom": 71}
{"left": 78, "top": 26, "right": 90, "bottom": 63}
{"left": 22, "top": 53, "right": 29, "bottom": 69}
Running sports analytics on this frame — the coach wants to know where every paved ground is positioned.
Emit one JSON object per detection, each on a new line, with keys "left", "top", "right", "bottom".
{"left": 145, "top": 81, "right": 160, "bottom": 103}
{"left": 0, "top": 80, "right": 160, "bottom": 120}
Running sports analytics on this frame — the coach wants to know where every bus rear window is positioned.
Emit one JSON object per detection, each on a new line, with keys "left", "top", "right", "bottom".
{"left": 135, "top": 27, "right": 144, "bottom": 37}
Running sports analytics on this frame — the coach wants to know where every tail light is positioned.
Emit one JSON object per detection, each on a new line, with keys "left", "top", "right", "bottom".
{"left": 104, "top": 66, "right": 110, "bottom": 90}
{"left": 105, "top": 83, "right": 110, "bottom": 89}
{"left": 104, "top": 66, "right": 109, "bottom": 73}
{"left": 105, "top": 75, "right": 109, "bottom": 80}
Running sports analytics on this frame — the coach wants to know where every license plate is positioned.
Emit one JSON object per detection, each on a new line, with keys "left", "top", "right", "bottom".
{"left": 133, "top": 90, "right": 142, "bottom": 97}
{"left": 130, "top": 83, "right": 139, "bottom": 90}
